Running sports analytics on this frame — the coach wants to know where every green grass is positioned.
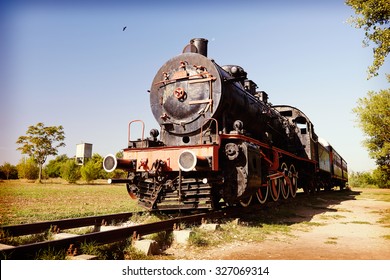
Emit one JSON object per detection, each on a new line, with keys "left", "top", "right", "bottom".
{"left": 349, "top": 221, "right": 372, "bottom": 225}
{"left": 318, "top": 214, "right": 346, "bottom": 220}
{"left": 187, "top": 218, "right": 293, "bottom": 250}
{"left": 35, "top": 247, "right": 67, "bottom": 260}
{"left": 72, "top": 239, "right": 154, "bottom": 260}
{"left": 0, "top": 179, "right": 143, "bottom": 225}
{"left": 324, "top": 237, "right": 338, "bottom": 245}
{"left": 0, "top": 231, "right": 51, "bottom": 246}
{"left": 382, "top": 235, "right": 390, "bottom": 240}
{"left": 188, "top": 228, "right": 211, "bottom": 247}
{"left": 354, "top": 188, "right": 390, "bottom": 202}
{"left": 292, "top": 221, "right": 326, "bottom": 232}
{"left": 376, "top": 208, "right": 390, "bottom": 226}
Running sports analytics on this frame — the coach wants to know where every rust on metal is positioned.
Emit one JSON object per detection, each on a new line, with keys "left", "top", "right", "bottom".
{"left": 173, "top": 87, "right": 185, "bottom": 99}
{"left": 172, "top": 70, "right": 188, "bottom": 80}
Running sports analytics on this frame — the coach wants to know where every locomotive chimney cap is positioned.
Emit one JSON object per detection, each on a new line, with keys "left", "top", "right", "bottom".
{"left": 183, "top": 38, "right": 208, "bottom": 57}
{"left": 190, "top": 38, "right": 208, "bottom": 44}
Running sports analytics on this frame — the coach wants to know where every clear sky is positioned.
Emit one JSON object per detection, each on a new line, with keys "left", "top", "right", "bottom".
{"left": 1, "top": 0, "right": 389, "bottom": 172}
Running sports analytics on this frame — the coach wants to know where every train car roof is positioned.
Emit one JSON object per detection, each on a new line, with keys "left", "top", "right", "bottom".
{"left": 318, "top": 137, "right": 330, "bottom": 148}
{"left": 272, "top": 105, "right": 313, "bottom": 125}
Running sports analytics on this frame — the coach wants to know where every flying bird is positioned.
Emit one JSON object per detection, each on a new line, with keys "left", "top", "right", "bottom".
{"left": 122, "top": 26, "right": 127, "bottom": 31}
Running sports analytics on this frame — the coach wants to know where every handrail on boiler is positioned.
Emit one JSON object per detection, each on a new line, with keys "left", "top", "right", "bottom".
{"left": 128, "top": 120, "right": 145, "bottom": 146}
{"left": 200, "top": 118, "right": 219, "bottom": 145}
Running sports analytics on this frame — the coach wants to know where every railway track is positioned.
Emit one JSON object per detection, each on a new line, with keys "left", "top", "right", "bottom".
{"left": 0, "top": 211, "right": 143, "bottom": 237}
{"left": 0, "top": 210, "right": 231, "bottom": 259}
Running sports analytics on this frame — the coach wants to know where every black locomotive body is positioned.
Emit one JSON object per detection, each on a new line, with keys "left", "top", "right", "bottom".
{"left": 103, "top": 38, "right": 348, "bottom": 210}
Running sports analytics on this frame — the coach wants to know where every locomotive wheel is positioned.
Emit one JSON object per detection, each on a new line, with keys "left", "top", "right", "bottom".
{"left": 239, "top": 195, "right": 253, "bottom": 207}
{"left": 256, "top": 185, "right": 269, "bottom": 204}
{"left": 280, "top": 162, "right": 290, "bottom": 200}
{"left": 289, "top": 164, "right": 298, "bottom": 198}
{"left": 269, "top": 178, "right": 280, "bottom": 201}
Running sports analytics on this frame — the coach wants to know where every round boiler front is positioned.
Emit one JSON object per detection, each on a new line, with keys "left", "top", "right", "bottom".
{"left": 150, "top": 52, "right": 222, "bottom": 135}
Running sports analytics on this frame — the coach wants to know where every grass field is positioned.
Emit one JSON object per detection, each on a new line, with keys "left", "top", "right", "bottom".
{"left": 0, "top": 179, "right": 142, "bottom": 225}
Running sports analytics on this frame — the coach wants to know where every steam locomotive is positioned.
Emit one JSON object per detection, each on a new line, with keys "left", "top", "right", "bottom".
{"left": 103, "top": 38, "right": 348, "bottom": 210}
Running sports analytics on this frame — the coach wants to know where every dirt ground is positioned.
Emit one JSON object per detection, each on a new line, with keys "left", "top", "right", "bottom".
{"left": 167, "top": 188, "right": 390, "bottom": 260}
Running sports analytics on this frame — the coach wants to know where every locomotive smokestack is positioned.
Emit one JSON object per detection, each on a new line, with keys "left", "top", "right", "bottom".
{"left": 192, "top": 38, "right": 208, "bottom": 57}
{"left": 183, "top": 38, "right": 208, "bottom": 57}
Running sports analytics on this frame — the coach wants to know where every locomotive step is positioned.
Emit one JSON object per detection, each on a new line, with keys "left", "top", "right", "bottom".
{"left": 149, "top": 203, "right": 213, "bottom": 210}
{"left": 162, "top": 190, "right": 211, "bottom": 197}
{"left": 138, "top": 188, "right": 212, "bottom": 197}
{"left": 137, "top": 185, "right": 212, "bottom": 191}
{"left": 160, "top": 197, "right": 212, "bottom": 203}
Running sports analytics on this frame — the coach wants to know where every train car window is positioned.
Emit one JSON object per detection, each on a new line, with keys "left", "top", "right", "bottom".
{"left": 280, "top": 110, "right": 293, "bottom": 117}
{"left": 296, "top": 122, "right": 307, "bottom": 134}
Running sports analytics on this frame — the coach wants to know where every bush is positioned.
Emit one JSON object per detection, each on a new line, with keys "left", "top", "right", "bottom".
{"left": 80, "top": 160, "right": 101, "bottom": 183}
{"left": 109, "top": 169, "right": 127, "bottom": 179}
{"left": 61, "top": 160, "right": 81, "bottom": 183}
{"left": 79, "top": 153, "right": 114, "bottom": 183}
{"left": 348, "top": 168, "right": 390, "bottom": 189}
{"left": 45, "top": 154, "right": 69, "bottom": 178}
{"left": 16, "top": 158, "right": 39, "bottom": 180}
{"left": 348, "top": 171, "right": 375, "bottom": 188}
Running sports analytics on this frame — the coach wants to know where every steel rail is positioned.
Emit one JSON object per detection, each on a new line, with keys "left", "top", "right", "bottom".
{"left": 0, "top": 211, "right": 145, "bottom": 237}
{"left": 0, "top": 210, "right": 230, "bottom": 260}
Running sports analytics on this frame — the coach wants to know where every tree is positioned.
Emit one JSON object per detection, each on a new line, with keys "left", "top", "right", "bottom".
{"left": 0, "top": 162, "right": 18, "bottom": 180}
{"left": 372, "top": 166, "right": 390, "bottom": 188}
{"left": 346, "top": 0, "right": 390, "bottom": 78}
{"left": 353, "top": 85, "right": 390, "bottom": 188}
{"left": 353, "top": 87, "right": 390, "bottom": 162}
{"left": 16, "top": 122, "right": 65, "bottom": 183}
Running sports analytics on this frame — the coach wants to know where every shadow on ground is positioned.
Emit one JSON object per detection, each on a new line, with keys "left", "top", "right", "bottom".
{"left": 234, "top": 189, "right": 361, "bottom": 226}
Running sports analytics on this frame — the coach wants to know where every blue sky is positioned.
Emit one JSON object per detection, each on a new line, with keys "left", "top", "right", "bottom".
{"left": 1, "top": 0, "right": 389, "bottom": 172}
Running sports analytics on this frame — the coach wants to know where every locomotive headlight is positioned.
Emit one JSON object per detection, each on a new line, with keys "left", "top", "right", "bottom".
{"left": 103, "top": 154, "right": 136, "bottom": 172}
{"left": 178, "top": 150, "right": 211, "bottom": 172}
{"left": 178, "top": 150, "right": 197, "bottom": 172}
{"left": 103, "top": 154, "right": 117, "bottom": 173}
